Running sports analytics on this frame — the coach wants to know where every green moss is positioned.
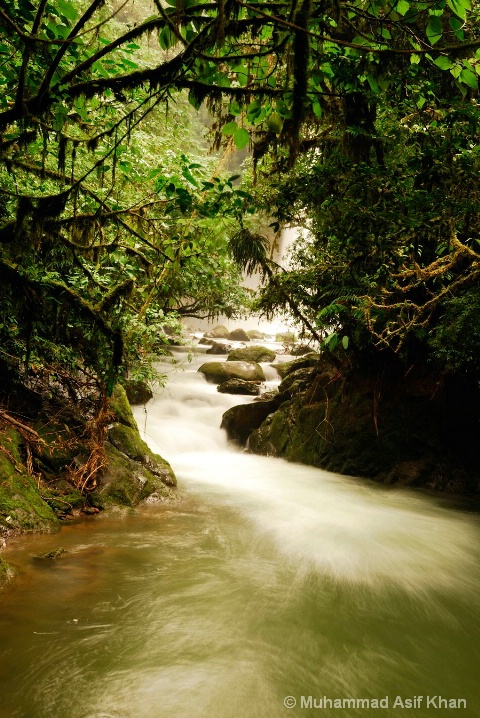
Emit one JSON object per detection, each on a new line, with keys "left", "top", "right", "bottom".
{"left": 271, "top": 354, "right": 320, "bottom": 379}
{"left": 0, "top": 427, "right": 59, "bottom": 533}
{"left": 227, "top": 346, "right": 276, "bottom": 363}
{"left": 109, "top": 384, "right": 137, "bottom": 429}
{"left": 0, "top": 557, "right": 15, "bottom": 586}
{"left": 91, "top": 443, "right": 173, "bottom": 509}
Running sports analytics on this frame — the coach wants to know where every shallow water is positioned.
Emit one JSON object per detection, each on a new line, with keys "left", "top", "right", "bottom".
{"left": 1, "top": 348, "right": 479, "bottom": 718}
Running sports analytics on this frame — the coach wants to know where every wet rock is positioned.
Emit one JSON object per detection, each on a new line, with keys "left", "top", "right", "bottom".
{"left": 109, "top": 384, "right": 137, "bottom": 429}
{"left": 198, "top": 337, "right": 214, "bottom": 346}
{"left": 227, "top": 328, "right": 250, "bottom": 341}
{"left": 221, "top": 394, "right": 287, "bottom": 445}
{"left": 0, "top": 557, "right": 15, "bottom": 585}
{"left": 107, "top": 423, "right": 176, "bottom": 487}
{"left": 37, "top": 547, "right": 68, "bottom": 561}
{"left": 227, "top": 346, "right": 276, "bottom": 363}
{"left": 217, "top": 379, "right": 262, "bottom": 396}
{"left": 206, "top": 341, "right": 233, "bottom": 355}
{"left": 271, "top": 353, "right": 320, "bottom": 379}
{"left": 198, "top": 361, "right": 265, "bottom": 384}
{"left": 246, "top": 330, "right": 265, "bottom": 340}
{"left": 123, "top": 379, "right": 153, "bottom": 405}
{"left": 204, "top": 324, "right": 230, "bottom": 339}
{"left": 91, "top": 443, "right": 175, "bottom": 509}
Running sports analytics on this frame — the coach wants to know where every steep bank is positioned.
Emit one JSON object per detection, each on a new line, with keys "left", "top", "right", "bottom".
{"left": 223, "top": 354, "right": 480, "bottom": 495}
{"left": 0, "top": 383, "right": 176, "bottom": 582}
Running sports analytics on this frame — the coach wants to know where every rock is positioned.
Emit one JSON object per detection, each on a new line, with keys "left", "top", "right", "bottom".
{"left": 227, "top": 346, "right": 276, "bottom": 363}
{"left": 198, "top": 337, "right": 214, "bottom": 345}
{"left": 0, "top": 557, "right": 15, "bottom": 585}
{"left": 204, "top": 324, "right": 230, "bottom": 339}
{"left": 36, "top": 548, "right": 68, "bottom": 561}
{"left": 91, "top": 443, "right": 175, "bottom": 509}
{"left": 221, "top": 394, "right": 287, "bottom": 445}
{"left": 276, "top": 331, "right": 296, "bottom": 343}
{"left": 0, "top": 426, "right": 59, "bottom": 534}
{"left": 227, "top": 328, "right": 250, "bottom": 341}
{"left": 107, "top": 423, "right": 176, "bottom": 487}
{"left": 123, "top": 379, "right": 153, "bottom": 405}
{"left": 217, "top": 379, "right": 262, "bottom": 396}
{"left": 271, "top": 353, "right": 320, "bottom": 379}
{"left": 278, "top": 367, "right": 316, "bottom": 393}
{"left": 198, "top": 361, "right": 265, "bottom": 384}
{"left": 291, "top": 343, "right": 314, "bottom": 356}
{"left": 206, "top": 341, "right": 233, "bottom": 355}
{"left": 247, "top": 330, "right": 265, "bottom": 340}
{"left": 109, "top": 384, "right": 137, "bottom": 429}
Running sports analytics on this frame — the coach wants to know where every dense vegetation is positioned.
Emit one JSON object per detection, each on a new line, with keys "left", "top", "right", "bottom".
{"left": 0, "top": 0, "right": 479, "bottom": 499}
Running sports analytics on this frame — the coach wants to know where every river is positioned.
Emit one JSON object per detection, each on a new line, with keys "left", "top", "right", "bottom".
{"left": 1, "top": 346, "right": 479, "bottom": 718}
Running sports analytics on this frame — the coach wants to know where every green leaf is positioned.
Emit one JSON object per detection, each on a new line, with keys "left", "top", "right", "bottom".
{"left": 57, "top": 0, "right": 78, "bottom": 23}
{"left": 342, "top": 336, "right": 349, "bottom": 350}
{"left": 434, "top": 55, "right": 454, "bottom": 70}
{"left": 233, "top": 127, "right": 250, "bottom": 150}
{"left": 447, "top": 0, "right": 467, "bottom": 19}
{"left": 459, "top": 68, "right": 478, "bottom": 89}
{"left": 426, "top": 16, "right": 442, "bottom": 45}
{"left": 222, "top": 121, "right": 237, "bottom": 136}
{"left": 396, "top": 0, "right": 410, "bottom": 15}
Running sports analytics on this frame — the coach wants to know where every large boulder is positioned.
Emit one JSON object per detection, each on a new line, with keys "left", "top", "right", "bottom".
{"left": 221, "top": 394, "right": 287, "bottom": 444}
{"left": 271, "top": 353, "right": 320, "bottom": 379}
{"left": 217, "top": 379, "right": 262, "bottom": 396}
{"left": 91, "top": 443, "right": 174, "bottom": 509}
{"left": 204, "top": 324, "right": 230, "bottom": 339}
{"left": 227, "top": 346, "right": 276, "bottom": 363}
{"left": 228, "top": 328, "right": 250, "bottom": 341}
{"left": 107, "top": 423, "right": 176, "bottom": 487}
{"left": 206, "top": 341, "right": 233, "bottom": 355}
{"left": 123, "top": 379, "right": 153, "bottom": 405}
{"left": 198, "top": 361, "right": 265, "bottom": 384}
{"left": 247, "top": 330, "right": 265, "bottom": 340}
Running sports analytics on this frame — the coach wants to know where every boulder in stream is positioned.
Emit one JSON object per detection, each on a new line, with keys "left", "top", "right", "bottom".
{"left": 198, "top": 361, "right": 265, "bottom": 384}
{"left": 122, "top": 379, "right": 153, "bottom": 405}
{"left": 227, "top": 328, "right": 250, "bottom": 341}
{"left": 204, "top": 325, "right": 230, "bottom": 339}
{"left": 206, "top": 341, "right": 233, "bottom": 355}
{"left": 227, "top": 346, "right": 276, "bottom": 363}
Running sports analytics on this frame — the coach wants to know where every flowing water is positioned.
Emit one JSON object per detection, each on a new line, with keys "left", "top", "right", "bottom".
{"left": 1, "top": 347, "right": 480, "bottom": 718}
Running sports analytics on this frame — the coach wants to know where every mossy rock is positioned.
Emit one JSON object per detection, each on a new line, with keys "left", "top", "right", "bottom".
{"left": 204, "top": 324, "right": 230, "bottom": 339}
{"left": 108, "top": 423, "right": 176, "bottom": 487}
{"left": 122, "top": 379, "right": 153, "bottom": 406}
{"left": 217, "top": 379, "right": 261, "bottom": 396}
{"left": 41, "top": 486, "right": 85, "bottom": 513}
{"left": 221, "top": 393, "right": 288, "bottom": 445}
{"left": 246, "top": 330, "right": 265, "bottom": 340}
{"left": 227, "top": 328, "right": 250, "bottom": 341}
{"left": 109, "top": 384, "right": 137, "bottom": 429}
{"left": 206, "top": 341, "right": 233, "bottom": 355}
{"left": 91, "top": 443, "right": 174, "bottom": 509}
{"left": 198, "top": 361, "right": 265, "bottom": 384}
{"left": 0, "top": 427, "right": 59, "bottom": 534}
{"left": 271, "top": 353, "right": 320, "bottom": 379}
{"left": 0, "top": 557, "right": 15, "bottom": 586}
{"left": 227, "top": 346, "right": 276, "bottom": 363}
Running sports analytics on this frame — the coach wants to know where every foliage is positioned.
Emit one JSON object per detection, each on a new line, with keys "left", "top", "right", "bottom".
{"left": 1, "top": 0, "right": 480, "bottom": 397}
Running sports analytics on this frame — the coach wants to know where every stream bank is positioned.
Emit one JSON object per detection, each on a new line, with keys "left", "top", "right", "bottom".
{"left": 223, "top": 352, "right": 480, "bottom": 496}
{"left": 0, "top": 383, "right": 175, "bottom": 583}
